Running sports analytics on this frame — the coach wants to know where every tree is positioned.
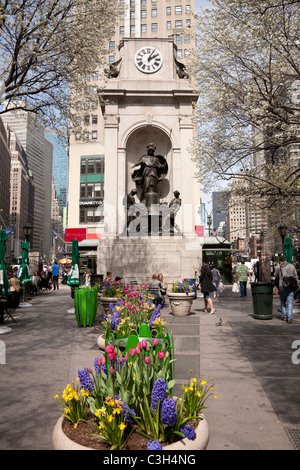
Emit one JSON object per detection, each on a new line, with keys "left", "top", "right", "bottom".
{"left": 189, "top": 0, "right": 300, "bottom": 210}
{"left": 0, "top": 0, "right": 121, "bottom": 130}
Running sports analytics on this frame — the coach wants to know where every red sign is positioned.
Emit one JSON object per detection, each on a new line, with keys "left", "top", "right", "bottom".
{"left": 195, "top": 225, "right": 204, "bottom": 237}
{"left": 65, "top": 228, "right": 87, "bottom": 243}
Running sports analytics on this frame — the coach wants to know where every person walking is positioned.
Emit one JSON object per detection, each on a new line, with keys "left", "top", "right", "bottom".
{"left": 196, "top": 263, "right": 216, "bottom": 314}
{"left": 275, "top": 256, "right": 298, "bottom": 324}
{"left": 211, "top": 264, "right": 222, "bottom": 299}
{"left": 236, "top": 259, "right": 251, "bottom": 300}
{"left": 51, "top": 261, "right": 61, "bottom": 290}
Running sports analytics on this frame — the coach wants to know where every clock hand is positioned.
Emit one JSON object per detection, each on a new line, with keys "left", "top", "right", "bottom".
{"left": 148, "top": 48, "right": 156, "bottom": 61}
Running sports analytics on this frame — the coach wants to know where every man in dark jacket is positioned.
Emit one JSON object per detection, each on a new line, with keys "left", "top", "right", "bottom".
{"left": 275, "top": 256, "right": 298, "bottom": 324}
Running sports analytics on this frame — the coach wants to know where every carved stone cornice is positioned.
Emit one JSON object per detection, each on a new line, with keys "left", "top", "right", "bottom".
{"left": 104, "top": 114, "right": 120, "bottom": 128}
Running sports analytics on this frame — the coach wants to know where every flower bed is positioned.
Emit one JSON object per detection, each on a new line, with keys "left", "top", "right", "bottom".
{"left": 54, "top": 341, "right": 216, "bottom": 450}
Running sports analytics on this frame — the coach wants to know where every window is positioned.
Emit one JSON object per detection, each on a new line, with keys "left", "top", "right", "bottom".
{"left": 141, "top": 9, "right": 147, "bottom": 18}
{"left": 92, "top": 86, "right": 98, "bottom": 94}
{"left": 186, "top": 5, "right": 191, "bottom": 14}
{"left": 92, "top": 130, "right": 97, "bottom": 140}
{"left": 184, "top": 49, "right": 190, "bottom": 57}
{"left": 176, "top": 35, "right": 182, "bottom": 43}
{"left": 184, "top": 34, "right": 190, "bottom": 43}
{"left": 120, "top": 26, "right": 125, "bottom": 35}
{"left": 177, "top": 49, "right": 182, "bottom": 58}
{"left": 109, "top": 41, "right": 115, "bottom": 50}
{"left": 92, "top": 72, "right": 98, "bottom": 80}
{"left": 175, "top": 6, "right": 182, "bottom": 14}
{"left": 92, "top": 115, "right": 98, "bottom": 125}
{"left": 80, "top": 207, "right": 104, "bottom": 224}
{"left": 166, "top": 21, "right": 171, "bottom": 30}
{"left": 151, "top": 8, "right": 157, "bottom": 16}
{"left": 175, "top": 20, "right": 182, "bottom": 29}
{"left": 109, "top": 55, "right": 115, "bottom": 64}
{"left": 141, "top": 24, "right": 147, "bottom": 32}
{"left": 84, "top": 101, "right": 90, "bottom": 109}
{"left": 130, "top": 10, "right": 135, "bottom": 19}
{"left": 130, "top": 25, "right": 135, "bottom": 34}
{"left": 166, "top": 6, "right": 171, "bottom": 15}
{"left": 75, "top": 132, "right": 81, "bottom": 140}
{"left": 151, "top": 23, "right": 157, "bottom": 31}
{"left": 75, "top": 116, "right": 81, "bottom": 126}
{"left": 84, "top": 115, "right": 90, "bottom": 125}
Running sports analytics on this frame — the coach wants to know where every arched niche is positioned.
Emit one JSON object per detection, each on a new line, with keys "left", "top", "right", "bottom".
{"left": 125, "top": 125, "right": 172, "bottom": 203}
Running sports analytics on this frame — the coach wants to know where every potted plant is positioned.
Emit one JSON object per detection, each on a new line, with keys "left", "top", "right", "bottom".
{"left": 167, "top": 281, "right": 195, "bottom": 316}
{"left": 98, "top": 281, "right": 124, "bottom": 315}
{"left": 52, "top": 341, "right": 216, "bottom": 450}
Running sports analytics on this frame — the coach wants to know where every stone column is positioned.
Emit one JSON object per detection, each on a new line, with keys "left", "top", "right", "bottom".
{"left": 103, "top": 114, "right": 119, "bottom": 237}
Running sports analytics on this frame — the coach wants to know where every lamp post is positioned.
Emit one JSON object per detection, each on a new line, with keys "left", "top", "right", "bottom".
{"left": 278, "top": 223, "right": 287, "bottom": 256}
{"left": 22, "top": 223, "right": 33, "bottom": 301}
{"left": 23, "top": 223, "right": 33, "bottom": 242}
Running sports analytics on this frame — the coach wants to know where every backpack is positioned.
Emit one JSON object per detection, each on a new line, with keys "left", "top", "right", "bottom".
{"left": 280, "top": 266, "right": 298, "bottom": 290}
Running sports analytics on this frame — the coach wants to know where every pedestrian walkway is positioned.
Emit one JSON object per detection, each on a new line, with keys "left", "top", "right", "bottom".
{"left": 0, "top": 283, "right": 299, "bottom": 450}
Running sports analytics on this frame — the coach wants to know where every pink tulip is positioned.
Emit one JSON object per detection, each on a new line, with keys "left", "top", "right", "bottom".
{"left": 129, "top": 348, "right": 136, "bottom": 357}
{"left": 131, "top": 309, "right": 136, "bottom": 314}
{"left": 87, "top": 367, "right": 92, "bottom": 373}
{"left": 108, "top": 352, "right": 116, "bottom": 361}
{"left": 105, "top": 345, "right": 114, "bottom": 354}
{"left": 109, "top": 366, "right": 114, "bottom": 375}
{"left": 141, "top": 340, "right": 147, "bottom": 349}
{"left": 158, "top": 351, "right": 165, "bottom": 360}
{"left": 97, "top": 357, "right": 102, "bottom": 365}
{"left": 125, "top": 352, "right": 128, "bottom": 361}
{"left": 102, "top": 357, "right": 106, "bottom": 365}
{"left": 153, "top": 338, "right": 158, "bottom": 347}
{"left": 145, "top": 356, "right": 150, "bottom": 364}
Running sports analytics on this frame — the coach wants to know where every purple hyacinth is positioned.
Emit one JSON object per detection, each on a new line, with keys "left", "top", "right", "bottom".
{"left": 151, "top": 378, "right": 167, "bottom": 412}
{"left": 180, "top": 424, "right": 196, "bottom": 440}
{"left": 147, "top": 440, "right": 163, "bottom": 450}
{"left": 160, "top": 398, "right": 177, "bottom": 427}
{"left": 78, "top": 367, "right": 94, "bottom": 391}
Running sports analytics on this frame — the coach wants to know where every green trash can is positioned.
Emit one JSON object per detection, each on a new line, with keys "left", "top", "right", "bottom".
{"left": 251, "top": 282, "right": 273, "bottom": 320}
{"left": 74, "top": 286, "right": 98, "bottom": 327}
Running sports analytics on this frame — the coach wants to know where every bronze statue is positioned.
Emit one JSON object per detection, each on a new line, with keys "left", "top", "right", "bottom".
{"left": 162, "top": 190, "right": 182, "bottom": 234}
{"left": 131, "top": 143, "right": 168, "bottom": 204}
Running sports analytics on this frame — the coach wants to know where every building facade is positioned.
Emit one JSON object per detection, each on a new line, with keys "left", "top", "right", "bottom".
{"left": 68, "top": 0, "right": 196, "bottom": 255}
{"left": 2, "top": 107, "right": 53, "bottom": 257}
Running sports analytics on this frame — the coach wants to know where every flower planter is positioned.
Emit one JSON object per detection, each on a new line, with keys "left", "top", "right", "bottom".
{"left": 167, "top": 292, "right": 195, "bottom": 316}
{"left": 52, "top": 413, "right": 209, "bottom": 451}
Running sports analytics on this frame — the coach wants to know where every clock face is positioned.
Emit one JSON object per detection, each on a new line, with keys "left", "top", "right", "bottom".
{"left": 134, "top": 47, "right": 163, "bottom": 73}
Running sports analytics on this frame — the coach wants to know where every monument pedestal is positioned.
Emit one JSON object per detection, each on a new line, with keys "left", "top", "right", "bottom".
{"left": 96, "top": 235, "right": 201, "bottom": 284}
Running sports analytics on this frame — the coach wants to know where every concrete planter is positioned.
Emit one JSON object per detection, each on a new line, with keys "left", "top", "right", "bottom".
{"left": 167, "top": 292, "right": 195, "bottom": 316}
{"left": 52, "top": 413, "right": 209, "bottom": 451}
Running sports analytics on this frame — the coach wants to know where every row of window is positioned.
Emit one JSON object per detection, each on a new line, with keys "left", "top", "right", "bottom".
{"left": 118, "top": 18, "right": 190, "bottom": 35}
{"left": 75, "top": 130, "right": 98, "bottom": 140}
{"left": 75, "top": 115, "right": 98, "bottom": 126}
{"left": 80, "top": 158, "right": 104, "bottom": 175}
{"left": 123, "top": 5, "right": 191, "bottom": 19}
{"left": 80, "top": 207, "right": 103, "bottom": 224}
{"left": 80, "top": 182, "right": 104, "bottom": 199}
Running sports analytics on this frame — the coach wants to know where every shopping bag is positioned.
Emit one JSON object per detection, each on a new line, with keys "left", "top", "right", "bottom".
{"left": 232, "top": 282, "right": 239, "bottom": 293}
{"left": 217, "top": 281, "right": 224, "bottom": 294}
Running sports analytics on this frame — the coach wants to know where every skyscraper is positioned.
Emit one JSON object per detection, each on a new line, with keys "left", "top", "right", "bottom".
{"left": 45, "top": 131, "right": 68, "bottom": 212}
{"left": 2, "top": 107, "right": 53, "bottom": 257}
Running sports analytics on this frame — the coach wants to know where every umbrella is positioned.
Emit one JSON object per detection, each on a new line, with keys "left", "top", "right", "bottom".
{"left": 284, "top": 237, "right": 293, "bottom": 264}
{"left": 0, "top": 230, "right": 11, "bottom": 297}
{"left": 58, "top": 258, "right": 72, "bottom": 264}
{"left": 67, "top": 240, "right": 80, "bottom": 286}
{"left": 17, "top": 241, "right": 32, "bottom": 285}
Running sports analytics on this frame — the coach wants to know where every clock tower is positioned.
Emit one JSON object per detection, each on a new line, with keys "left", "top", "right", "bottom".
{"left": 97, "top": 37, "right": 202, "bottom": 282}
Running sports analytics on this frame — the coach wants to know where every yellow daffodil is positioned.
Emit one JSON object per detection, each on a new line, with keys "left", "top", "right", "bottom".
{"left": 119, "top": 423, "right": 126, "bottom": 431}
